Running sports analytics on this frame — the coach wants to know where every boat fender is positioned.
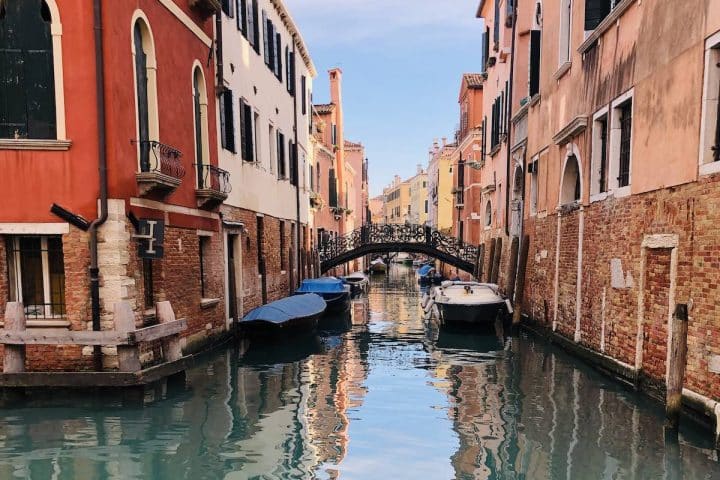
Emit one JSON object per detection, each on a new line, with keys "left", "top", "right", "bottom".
{"left": 424, "top": 299, "right": 435, "bottom": 313}
{"left": 505, "top": 299, "right": 514, "bottom": 314}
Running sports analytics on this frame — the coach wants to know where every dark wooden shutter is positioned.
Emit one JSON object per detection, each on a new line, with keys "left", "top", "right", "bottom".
{"left": 0, "top": 0, "right": 56, "bottom": 140}
{"left": 241, "top": 101, "right": 254, "bottom": 162}
{"left": 289, "top": 139, "right": 297, "bottom": 186}
{"left": 238, "top": 0, "right": 247, "bottom": 35}
{"left": 483, "top": 27, "right": 490, "bottom": 72}
{"left": 275, "top": 33, "right": 282, "bottom": 80}
{"left": 585, "top": 0, "right": 611, "bottom": 31}
{"left": 239, "top": 99, "right": 247, "bottom": 159}
{"left": 329, "top": 168, "right": 338, "bottom": 207}
{"left": 301, "top": 76, "right": 307, "bottom": 114}
{"left": 251, "top": 0, "right": 260, "bottom": 53}
{"left": 134, "top": 23, "right": 150, "bottom": 170}
{"left": 529, "top": 30, "right": 541, "bottom": 97}
{"left": 262, "top": 10, "right": 269, "bottom": 65}
{"left": 222, "top": 0, "right": 233, "bottom": 18}
{"left": 277, "top": 132, "right": 285, "bottom": 177}
{"left": 493, "top": 0, "right": 500, "bottom": 50}
{"left": 222, "top": 90, "right": 235, "bottom": 153}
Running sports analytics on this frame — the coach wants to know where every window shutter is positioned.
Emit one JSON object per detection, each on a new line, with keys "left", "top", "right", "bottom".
{"left": 239, "top": 99, "right": 247, "bottom": 160}
{"left": 301, "top": 76, "right": 307, "bottom": 115}
{"left": 267, "top": 22, "right": 275, "bottom": 71}
{"left": 244, "top": 103, "right": 254, "bottom": 162}
{"left": 493, "top": 0, "right": 500, "bottom": 51}
{"left": 251, "top": 0, "right": 260, "bottom": 52}
{"left": 262, "top": 10, "right": 269, "bottom": 65}
{"left": 529, "top": 30, "right": 541, "bottom": 97}
{"left": 275, "top": 33, "right": 282, "bottom": 80}
{"left": 483, "top": 27, "right": 490, "bottom": 72}
{"left": 222, "top": 90, "right": 235, "bottom": 153}
{"left": 238, "top": 0, "right": 247, "bottom": 36}
{"left": 584, "top": 0, "right": 611, "bottom": 31}
{"left": 329, "top": 168, "right": 338, "bottom": 207}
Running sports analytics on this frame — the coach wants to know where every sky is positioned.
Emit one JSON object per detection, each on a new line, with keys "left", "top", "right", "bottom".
{"left": 284, "top": 0, "right": 484, "bottom": 197}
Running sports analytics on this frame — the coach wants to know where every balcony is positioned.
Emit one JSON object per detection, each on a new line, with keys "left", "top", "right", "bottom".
{"left": 188, "top": 0, "right": 221, "bottom": 17}
{"left": 195, "top": 164, "right": 231, "bottom": 209}
{"left": 134, "top": 141, "right": 186, "bottom": 198}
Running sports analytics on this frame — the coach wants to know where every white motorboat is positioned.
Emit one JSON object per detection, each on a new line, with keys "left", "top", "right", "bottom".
{"left": 431, "top": 281, "right": 511, "bottom": 326}
{"left": 369, "top": 257, "right": 387, "bottom": 274}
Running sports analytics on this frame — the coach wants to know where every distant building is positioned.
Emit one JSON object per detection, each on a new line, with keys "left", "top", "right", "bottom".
{"left": 383, "top": 176, "right": 411, "bottom": 225}
{"left": 427, "top": 139, "right": 456, "bottom": 234}
{"left": 369, "top": 195, "right": 384, "bottom": 224}
{"left": 408, "top": 166, "right": 429, "bottom": 225}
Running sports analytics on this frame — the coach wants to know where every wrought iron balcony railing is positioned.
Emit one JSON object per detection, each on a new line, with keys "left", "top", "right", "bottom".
{"left": 195, "top": 163, "right": 231, "bottom": 194}
{"left": 133, "top": 140, "right": 186, "bottom": 180}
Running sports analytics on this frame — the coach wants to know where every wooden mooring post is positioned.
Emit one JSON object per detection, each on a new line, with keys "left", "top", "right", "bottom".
{"left": 3, "top": 302, "right": 26, "bottom": 373}
{"left": 490, "top": 237, "right": 502, "bottom": 284}
{"left": 512, "top": 235, "right": 531, "bottom": 327}
{"left": 666, "top": 303, "right": 689, "bottom": 429}
{"left": 115, "top": 301, "right": 141, "bottom": 372}
{"left": 474, "top": 243, "right": 485, "bottom": 281}
{"left": 505, "top": 236, "right": 520, "bottom": 301}
{"left": 485, "top": 240, "right": 496, "bottom": 283}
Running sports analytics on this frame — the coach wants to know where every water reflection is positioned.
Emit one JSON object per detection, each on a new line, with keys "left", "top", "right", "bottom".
{"left": 0, "top": 265, "right": 718, "bottom": 479}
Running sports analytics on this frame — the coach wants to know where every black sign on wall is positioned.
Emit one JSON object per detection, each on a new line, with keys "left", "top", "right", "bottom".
{"left": 134, "top": 219, "right": 165, "bottom": 259}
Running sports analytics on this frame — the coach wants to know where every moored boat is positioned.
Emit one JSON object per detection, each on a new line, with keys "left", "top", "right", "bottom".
{"left": 369, "top": 258, "right": 387, "bottom": 274}
{"left": 341, "top": 271, "right": 369, "bottom": 295}
{"left": 240, "top": 294, "right": 326, "bottom": 337}
{"left": 295, "top": 277, "right": 351, "bottom": 314}
{"left": 432, "top": 281, "right": 511, "bottom": 327}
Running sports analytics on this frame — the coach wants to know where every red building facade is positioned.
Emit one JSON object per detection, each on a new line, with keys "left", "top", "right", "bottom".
{"left": 0, "top": 0, "right": 227, "bottom": 370}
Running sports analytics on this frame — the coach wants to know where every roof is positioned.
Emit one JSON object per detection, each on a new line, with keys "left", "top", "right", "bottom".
{"left": 344, "top": 140, "right": 363, "bottom": 149}
{"left": 270, "top": 0, "right": 317, "bottom": 77}
{"left": 463, "top": 73, "right": 485, "bottom": 89}
{"left": 476, "top": 0, "right": 486, "bottom": 18}
{"left": 314, "top": 103, "right": 335, "bottom": 115}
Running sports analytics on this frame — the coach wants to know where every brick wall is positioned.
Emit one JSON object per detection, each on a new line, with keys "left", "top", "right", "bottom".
{"left": 521, "top": 174, "right": 720, "bottom": 403}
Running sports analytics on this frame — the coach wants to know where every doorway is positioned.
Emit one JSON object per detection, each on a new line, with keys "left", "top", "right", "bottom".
{"left": 227, "top": 234, "right": 238, "bottom": 323}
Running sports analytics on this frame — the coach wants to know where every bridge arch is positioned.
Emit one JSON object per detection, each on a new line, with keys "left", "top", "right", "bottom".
{"left": 318, "top": 224, "right": 480, "bottom": 274}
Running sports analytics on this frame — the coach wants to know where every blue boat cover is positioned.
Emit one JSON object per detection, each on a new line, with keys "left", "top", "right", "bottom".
{"left": 296, "top": 277, "right": 347, "bottom": 294}
{"left": 242, "top": 294, "right": 326, "bottom": 324}
{"left": 418, "top": 265, "right": 434, "bottom": 276}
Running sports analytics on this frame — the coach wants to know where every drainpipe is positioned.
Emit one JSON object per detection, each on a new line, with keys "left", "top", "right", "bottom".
{"left": 505, "top": 0, "right": 518, "bottom": 237}
{"left": 89, "top": 0, "right": 108, "bottom": 368}
{"left": 292, "top": 35, "right": 302, "bottom": 286}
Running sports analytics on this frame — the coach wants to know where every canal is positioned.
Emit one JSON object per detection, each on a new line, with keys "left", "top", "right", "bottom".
{"left": 1, "top": 266, "right": 719, "bottom": 479}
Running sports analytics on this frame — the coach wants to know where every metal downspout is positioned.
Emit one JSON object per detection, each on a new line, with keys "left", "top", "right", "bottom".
{"left": 505, "top": 0, "right": 518, "bottom": 237}
{"left": 292, "top": 35, "right": 302, "bottom": 285}
{"left": 89, "top": 0, "right": 108, "bottom": 369}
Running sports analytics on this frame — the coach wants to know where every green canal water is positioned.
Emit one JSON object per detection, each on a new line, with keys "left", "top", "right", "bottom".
{"left": 1, "top": 266, "right": 719, "bottom": 479}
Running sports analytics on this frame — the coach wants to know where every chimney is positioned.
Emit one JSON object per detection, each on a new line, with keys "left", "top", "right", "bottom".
{"left": 441, "top": 137, "right": 447, "bottom": 147}
{"left": 417, "top": 164, "right": 423, "bottom": 175}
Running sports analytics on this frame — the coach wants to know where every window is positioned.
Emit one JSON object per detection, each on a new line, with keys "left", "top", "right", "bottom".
{"left": 485, "top": 200, "right": 492, "bottom": 227}
{"left": 132, "top": 18, "right": 159, "bottom": 172}
{"left": 493, "top": 0, "right": 500, "bottom": 51}
{"left": 331, "top": 123, "right": 337, "bottom": 146}
{"left": 277, "top": 131, "right": 286, "bottom": 178}
{"left": 529, "top": 29, "right": 541, "bottom": 97}
{"left": 253, "top": 111, "right": 260, "bottom": 162}
{"left": 329, "top": 168, "right": 338, "bottom": 207}
{"left": 286, "top": 47, "right": 295, "bottom": 95}
{"left": 7, "top": 236, "right": 65, "bottom": 318}
{"left": 192, "top": 66, "right": 209, "bottom": 186}
{"left": 529, "top": 158, "right": 539, "bottom": 215}
{"left": 482, "top": 26, "right": 490, "bottom": 72}
{"left": 289, "top": 139, "right": 297, "bottom": 185}
{"left": 275, "top": 32, "right": 282, "bottom": 81}
{"left": 237, "top": 0, "right": 246, "bottom": 34}
{"left": 279, "top": 221, "right": 285, "bottom": 270}
{"left": 221, "top": 0, "right": 233, "bottom": 17}
{"left": 559, "top": 0, "right": 572, "bottom": 66}
{"left": 239, "top": 99, "right": 254, "bottom": 161}
{"left": 199, "top": 236, "right": 210, "bottom": 298}
{"left": 262, "top": 10, "right": 269, "bottom": 65}
{"left": 309, "top": 164, "right": 314, "bottom": 191}
{"left": 700, "top": 33, "right": 720, "bottom": 173}
{"left": 424, "top": 200, "right": 428, "bottom": 214}
{"left": 590, "top": 109, "right": 609, "bottom": 196}
{"left": 220, "top": 89, "right": 235, "bottom": 153}
{"left": 617, "top": 101, "right": 632, "bottom": 188}
{"left": 0, "top": 0, "right": 57, "bottom": 140}
{"left": 268, "top": 124, "right": 276, "bottom": 173}
{"left": 316, "top": 164, "right": 321, "bottom": 192}
{"left": 301, "top": 76, "right": 307, "bottom": 115}
{"left": 248, "top": 0, "right": 259, "bottom": 53}
{"left": 584, "top": 0, "right": 618, "bottom": 32}
{"left": 560, "top": 154, "right": 581, "bottom": 205}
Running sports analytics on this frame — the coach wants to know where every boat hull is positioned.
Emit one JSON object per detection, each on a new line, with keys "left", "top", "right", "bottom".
{"left": 369, "top": 264, "right": 387, "bottom": 274}
{"left": 240, "top": 313, "right": 321, "bottom": 338}
{"left": 435, "top": 301, "right": 507, "bottom": 327}
{"left": 322, "top": 292, "right": 351, "bottom": 314}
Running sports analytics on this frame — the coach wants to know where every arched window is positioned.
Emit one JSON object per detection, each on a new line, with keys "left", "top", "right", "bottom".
{"left": 485, "top": 200, "right": 492, "bottom": 227}
{"left": 0, "top": 0, "right": 57, "bottom": 139}
{"left": 132, "top": 15, "right": 158, "bottom": 171}
{"left": 193, "top": 65, "right": 210, "bottom": 186}
{"left": 560, "top": 154, "right": 581, "bottom": 205}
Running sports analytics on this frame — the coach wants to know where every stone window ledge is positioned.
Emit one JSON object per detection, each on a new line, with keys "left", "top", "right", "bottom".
{"left": 553, "top": 62, "right": 572, "bottom": 82}
{"left": 0, "top": 319, "right": 71, "bottom": 328}
{"left": 200, "top": 298, "right": 221, "bottom": 309}
{"left": 0, "top": 139, "right": 72, "bottom": 151}
{"left": 578, "top": 0, "right": 635, "bottom": 54}
{"left": 700, "top": 161, "right": 720, "bottom": 177}
{"left": 489, "top": 144, "right": 501, "bottom": 157}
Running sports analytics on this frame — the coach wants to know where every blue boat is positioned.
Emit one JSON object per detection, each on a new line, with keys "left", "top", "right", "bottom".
{"left": 295, "top": 277, "right": 351, "bottom": 314}
{"left": 240, "top": 294, "right": 326, "bottom": 337}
